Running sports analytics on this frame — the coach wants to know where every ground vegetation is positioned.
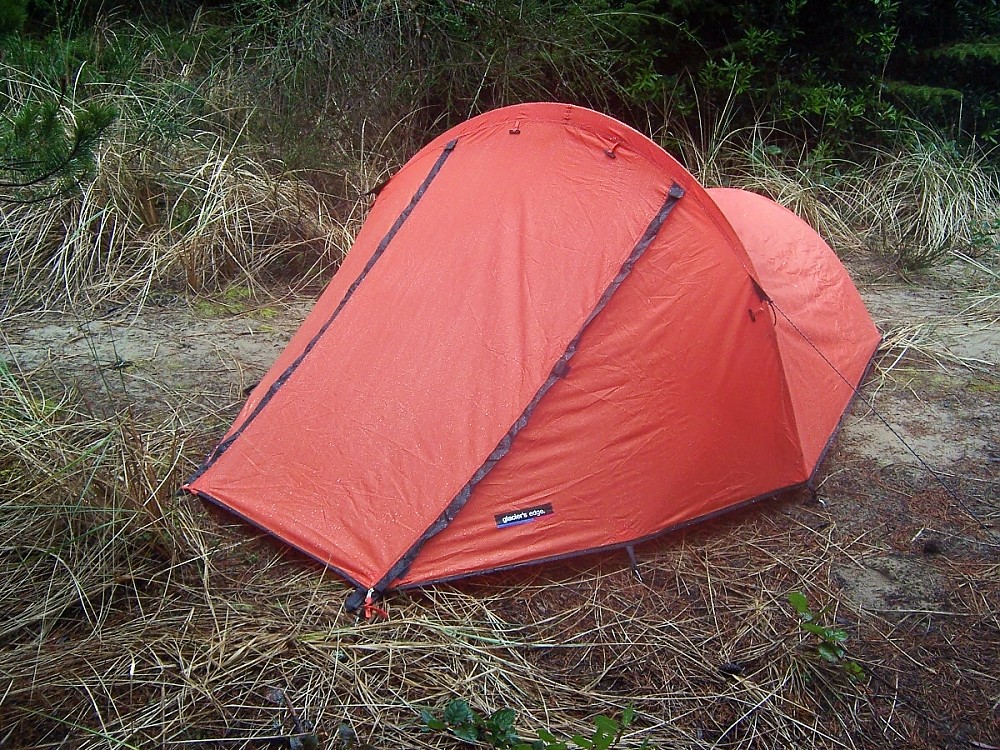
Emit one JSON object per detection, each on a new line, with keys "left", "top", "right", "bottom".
{"left": 1, "top": 2, "right": 998, "bottom": 748}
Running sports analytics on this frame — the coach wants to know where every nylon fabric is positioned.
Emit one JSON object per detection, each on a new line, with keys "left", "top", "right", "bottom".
{"left": 184, "top": 103, "right": 880, "bottom": 596}
{"left": 398, "top": 190, "right": 804, "bottom": 585}
{"left": 707, "top": 188, "right": 881, "bottom": 472}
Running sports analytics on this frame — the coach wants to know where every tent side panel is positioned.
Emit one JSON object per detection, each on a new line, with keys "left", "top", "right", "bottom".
{"left": 220, "top": 146, "right": 454, "bottom": 443}
{"left": 708, "top": 188, "right": 880, "bottom": 472}
{"left": 398, "top": 194, "right": 805, "bottom": 586}
{"left": 370, "top": 184, "right": 687, "bottom": 594}
{"left": 188, "top": 141, "right": 459, "bottom": 479}
{"left": 185, "top": 115, "right": 677, "bottom": 589}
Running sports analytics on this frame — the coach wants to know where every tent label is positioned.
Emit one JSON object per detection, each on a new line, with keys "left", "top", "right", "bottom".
{"left": 495, "top": 503, "right": 554, "bottom": 529}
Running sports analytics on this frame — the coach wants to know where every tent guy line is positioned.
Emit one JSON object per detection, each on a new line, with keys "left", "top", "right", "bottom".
{"left": 769, "top": 300, "right": 997, "bottom": 540}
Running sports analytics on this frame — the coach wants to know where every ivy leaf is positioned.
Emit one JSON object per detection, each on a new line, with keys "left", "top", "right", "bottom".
{"left": 452, "top": 724, "right": 480, "bottom": 743}
{"left": 844, "top": 661, "right": 867, "bottom": 681}
{"left": 621, "top": 706, "right": 635, "bottom": 728}
{"left": 537, "top": 728, "right": 567, "bottom": 750}
{"left": 444, "top": 699, "right": 476, "bottom": 727}
{"left": 825, "top": 628, "right": 849, "bottom": 643}
{"left": 801, "top": 622, "right": 827, "bottom": 637}
{"left": 817, "top": 643, "right": 842, "bottom": 663}
{"left": 592, "top": 716, "right": 619, "bottom": 750}
{"left": 787, "top": 592, "right": 812, "bottom": 619}
{"left": 420, "top": 709, "right": 446, "bottom": 732}
{"left": 489, "top": 708, "right": 517, "bottom": 732}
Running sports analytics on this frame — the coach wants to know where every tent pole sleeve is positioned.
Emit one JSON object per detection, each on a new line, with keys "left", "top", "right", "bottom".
{"left": 184, "top": 139, "right": 459, "bottom": 485}
{"left": 366, "top": 183, "right": 686, "bottom": 598}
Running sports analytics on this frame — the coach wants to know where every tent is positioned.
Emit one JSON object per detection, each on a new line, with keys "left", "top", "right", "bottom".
{"left": 184, "top": 103, "right": 880, "bottom": 609}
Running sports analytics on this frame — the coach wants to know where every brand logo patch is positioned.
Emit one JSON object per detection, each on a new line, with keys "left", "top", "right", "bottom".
{"left": 495, "top": 503, "right": 554, "bottom": 529}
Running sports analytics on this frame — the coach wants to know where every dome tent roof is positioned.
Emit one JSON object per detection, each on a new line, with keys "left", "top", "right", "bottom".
{"left": 184, "top": 103, "right": 879, "bottom": 608}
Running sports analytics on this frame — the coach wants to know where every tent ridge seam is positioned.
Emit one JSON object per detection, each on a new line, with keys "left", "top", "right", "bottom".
{"left": 360, "top": 182, "right": 686, "bottom": 604}
{"left": 184, "top": 138, "right": 460, "bottom": 485}
{"left": 400, "top": 340, "right": 882, "bottom": 590}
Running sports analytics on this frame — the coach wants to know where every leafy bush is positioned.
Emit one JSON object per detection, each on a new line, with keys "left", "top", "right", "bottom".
{"left": 421, "top": 700, "right": 647, "bottom": 750}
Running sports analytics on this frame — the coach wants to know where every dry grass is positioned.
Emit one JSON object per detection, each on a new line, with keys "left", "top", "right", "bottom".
{"left": 0, "top": 51, "right": 354, "bottom": 314}
{"left": 2, "top": 344, "right": 997, "bottom": 749}
{"left": 672, "top": 112, "right": 1000, "bottom": 271}
{"left": 875, "top": 319, "right": 995, "bottom": 385}
{"left": 665, "top": 103, "right": 861, "bottom": 257}
{"left": 859, "top": 129, "right": 1000, "bottom": 269}
{"left": 0, "top": 125, "right": 348, "bottom": 312}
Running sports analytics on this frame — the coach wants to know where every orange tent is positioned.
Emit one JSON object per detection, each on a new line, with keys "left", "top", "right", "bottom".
{"left": 184, "top": 103, "right": 879, "bottom": 609}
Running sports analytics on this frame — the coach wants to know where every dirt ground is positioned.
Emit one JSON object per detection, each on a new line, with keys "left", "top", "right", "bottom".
{"left": 2, "top": 260, "right": 998, "bottom": 748}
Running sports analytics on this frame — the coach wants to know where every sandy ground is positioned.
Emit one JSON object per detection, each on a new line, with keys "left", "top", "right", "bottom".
{"left": 3, "top": 265, "right": 998, "bottom": 612}
{"left": 832, "top": 268, "right": 998, "bottom": 615}
{"left": 2, "top": 261, "right": 998, "bottom": 747}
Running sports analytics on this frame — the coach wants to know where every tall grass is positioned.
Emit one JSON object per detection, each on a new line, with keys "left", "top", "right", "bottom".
{"left": 4, "top": 7, "right": 999, "bottom": 316}
{"left": 669, "top": 109, "right": 1000, "bottom": 270}
{"left": 4, "top": 133, "right": 346, "bottom": 308}
{"left": 0, "top": 14, "right": 352, "bottom": 313}
{"left": 225, "top": 0, "right": 650, "bottom": 160}
{"left": 861, "top": 127, "right": 1000, "bottom": 269}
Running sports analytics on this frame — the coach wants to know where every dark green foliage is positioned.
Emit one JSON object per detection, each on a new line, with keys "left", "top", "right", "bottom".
{"left": 882, "top": 3, "right": 1000, "bottom": 143}
{"left": 0, "top": 100, "right": 116, "bottom": 202}
{"left": 6, "top": 0, "right": 1000, "bottom": 163}
{"left": 0, "top": 0, "right": 27, "bottom": 36}
{"left": 634, "top": 0, "right": 1000, "bottom": 148}
{"left": 421, "top": 700, "right": 646, "bottom": 750}
{"left": 227, "top": 0, "right": 661, "bottom": 165}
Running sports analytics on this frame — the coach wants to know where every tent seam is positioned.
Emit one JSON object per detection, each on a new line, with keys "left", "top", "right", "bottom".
{"left": 356, "top": 182, "right": 687, "bottom": 607}
{"left": 184, "top": 138, "right": 459, "bottom": 485}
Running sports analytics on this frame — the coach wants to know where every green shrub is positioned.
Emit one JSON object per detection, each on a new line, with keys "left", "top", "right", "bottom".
{"left": 421, "top": 700, "right": 647, "bottom": 750}
{"left": 788, "top": 592, "right": 865, "bottom": 682}
{"left": 0, "top": 0, "right": 27, "bottom": 35}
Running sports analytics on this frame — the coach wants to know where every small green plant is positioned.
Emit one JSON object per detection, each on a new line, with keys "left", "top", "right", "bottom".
{"left": 420, "top": 700, "right": 646, "bottom": 750}
{"left": 0, "top": 100, "right": 116, "bottom": 203}
{"left": 788, "top": 592, "right": 865, "bottom": 681}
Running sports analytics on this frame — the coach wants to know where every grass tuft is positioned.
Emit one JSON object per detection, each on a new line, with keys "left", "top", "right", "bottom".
{"left": 669, "top": 110, "right": 1000, "bottom": 271}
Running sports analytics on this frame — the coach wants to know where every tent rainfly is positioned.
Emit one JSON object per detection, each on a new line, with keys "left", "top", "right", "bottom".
{"left": 184, "top": 103, "right": 880, "bottom": 610}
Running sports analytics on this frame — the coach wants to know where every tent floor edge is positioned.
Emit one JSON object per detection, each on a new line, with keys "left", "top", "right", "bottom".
{"left": 184, "top": 488, "right": 367, "bottom": 595}
{"left": 392, "top": 485, "right": 802, "bottom": 591}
